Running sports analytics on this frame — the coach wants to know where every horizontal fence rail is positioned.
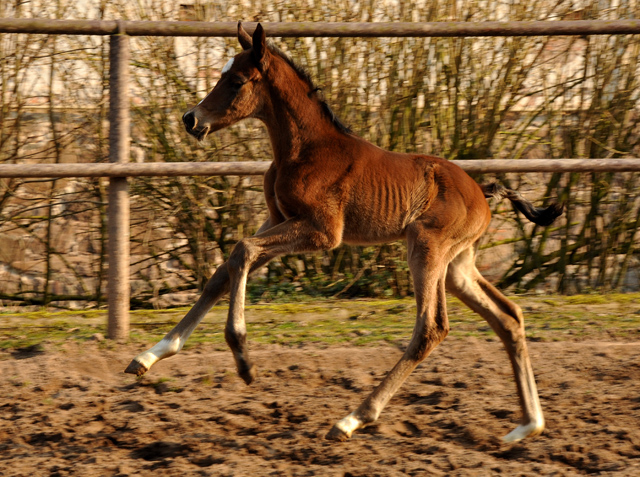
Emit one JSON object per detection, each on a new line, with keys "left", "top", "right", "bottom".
{"left": 1, "top": 159, "right": 640, "bottom": 178}
{"left": 3, "top": 19, "right": 640, "bottom": 37}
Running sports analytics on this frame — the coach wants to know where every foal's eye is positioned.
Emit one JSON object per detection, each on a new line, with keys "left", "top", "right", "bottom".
{"left": 230, "top": 77, "right": 246, "bottom": 92}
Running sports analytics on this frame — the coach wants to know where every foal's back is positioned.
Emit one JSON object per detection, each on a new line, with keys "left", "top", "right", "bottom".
{"left": 283, "top": 131, "right": 491, "bottom": 246}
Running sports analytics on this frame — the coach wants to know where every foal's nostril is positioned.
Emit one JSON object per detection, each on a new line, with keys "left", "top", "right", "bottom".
{"left": 182, "top": 111, "right": 197, "bottom": 131}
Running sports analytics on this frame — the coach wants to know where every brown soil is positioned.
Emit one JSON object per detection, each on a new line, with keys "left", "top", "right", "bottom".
{"left": 1, "top": 337, "right": 640, "bottom": 476}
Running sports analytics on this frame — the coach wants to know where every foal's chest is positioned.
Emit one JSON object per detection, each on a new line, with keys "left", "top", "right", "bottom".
{"left": 271, "top": 165, "right": 345, "bottom": 219}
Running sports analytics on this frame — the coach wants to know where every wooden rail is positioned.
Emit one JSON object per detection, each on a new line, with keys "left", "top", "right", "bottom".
{"left": 2, "top": 159, "right": 640, "bottom": 178}
{"left": 2, "top": 19, "right": 640, "bottom": 37}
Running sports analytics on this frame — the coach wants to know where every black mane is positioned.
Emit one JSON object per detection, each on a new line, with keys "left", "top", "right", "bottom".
{"left": 267, "top": 42, "right": 352, "bottom": 135}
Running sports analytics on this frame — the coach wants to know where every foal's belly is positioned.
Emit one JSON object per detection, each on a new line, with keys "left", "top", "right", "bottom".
{"left": 340, "top": 217, "right": 408, "bottom": 245}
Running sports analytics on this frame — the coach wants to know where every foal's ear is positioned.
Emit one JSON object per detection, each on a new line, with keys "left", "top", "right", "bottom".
{"left": 238, "top": 21, "right": 252, "bottom": 50}
{"left": 252, "top": 23, "right": 269, "bottom": 70}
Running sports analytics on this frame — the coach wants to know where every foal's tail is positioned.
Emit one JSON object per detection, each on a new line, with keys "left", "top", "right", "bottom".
{"left": 481, "top": 183, "right": 564, "bottom": 226}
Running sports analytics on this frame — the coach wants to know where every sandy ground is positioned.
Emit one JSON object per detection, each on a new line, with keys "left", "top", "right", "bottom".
{"left": 1, "top": 334, "right": 640, "bottom": 477}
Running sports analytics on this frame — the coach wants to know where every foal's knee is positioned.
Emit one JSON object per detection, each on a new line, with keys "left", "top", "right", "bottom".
{"left": 228, "top": 239, "right": 259, "bottom": 273}
{"left": 407, "top": 323, "right": 449, "bottom": 362}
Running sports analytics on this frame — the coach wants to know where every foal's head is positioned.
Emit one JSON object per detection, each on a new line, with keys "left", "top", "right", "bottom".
{"left": 182, "top": 23, "right": 273, "bottom": 140}
{"left": 183, "top": 22, "right": 349, "bottom": 141}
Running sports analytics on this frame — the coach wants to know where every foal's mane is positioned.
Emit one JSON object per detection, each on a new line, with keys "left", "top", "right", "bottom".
{"left": 266, "top": 42, "right": 352, "bottom": 135}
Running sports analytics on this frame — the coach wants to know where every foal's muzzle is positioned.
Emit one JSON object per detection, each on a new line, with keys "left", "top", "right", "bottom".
{"left": 182, "top": 111, "right": 210, "bottom": 140}
{"left": 182, "top": 111, "right": 197, "bottom": 132}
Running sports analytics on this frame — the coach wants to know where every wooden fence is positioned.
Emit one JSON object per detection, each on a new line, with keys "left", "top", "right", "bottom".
{"left": 3, "top": 18, "right": 640, "bottom": 37}
{"left": 1, "top": 18, "right": 639, "bottom": 339}
{"left": 2, "top": 159, "right": 640, "bottom": 179}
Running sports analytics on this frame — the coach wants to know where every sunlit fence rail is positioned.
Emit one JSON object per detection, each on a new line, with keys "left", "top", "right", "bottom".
{"left": 3, "top": 18, "right": 640, "bottom": 37}
{"left": 2, "top": 18, "right": 639, "bottom": 339}
{"left": 2, "top": 159, "right": 640, "bottom": 178}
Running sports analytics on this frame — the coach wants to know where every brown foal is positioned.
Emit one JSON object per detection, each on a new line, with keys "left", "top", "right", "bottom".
{"left": 126, "top": 23, "right": 563, "bottom": 443}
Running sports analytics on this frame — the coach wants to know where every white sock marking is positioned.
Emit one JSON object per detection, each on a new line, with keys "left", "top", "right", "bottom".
{"left": 334, "top": 413, "right": 363, "bottom": 437}
{"left": 502, "top": 418, "right": 545, "bottom": 443}
{"left": 134, "top": 336, "right": 184, "bottom": 370}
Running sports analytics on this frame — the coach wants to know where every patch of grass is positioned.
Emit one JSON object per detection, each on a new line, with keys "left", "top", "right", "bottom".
{"left": 2, "top": 294, "right": 640, "bottom": 353}
{"left": 563, "top": 293, "right": 640, "bottom": 305}
{"left": 246, "top": 303, "right": 333, "bottom": 314}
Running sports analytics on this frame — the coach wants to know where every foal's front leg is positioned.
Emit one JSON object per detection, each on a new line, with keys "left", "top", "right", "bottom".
{"left": 224, "top": 218, "right": 339, "bottom": 384}
{"left": 225, "top": 240, "right": 257, "bottom": 384}
{"left": 125, "top": 218, "right": 278, "bottom": 376}
{"left": 125, "top": 256, "right": 275, "bottom": 376}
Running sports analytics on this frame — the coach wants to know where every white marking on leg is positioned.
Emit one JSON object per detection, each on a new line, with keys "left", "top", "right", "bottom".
{"left": 502, "top": 416, "right": 545, "bottom": 443}
{"left": 132, "top": 336, "right": 184, "bottom": 371}
{"left": 333, "top": 412, "right": 363, "bottom": 438}
{"left": 221, "top": 57, "right": 234, "bottom": 74}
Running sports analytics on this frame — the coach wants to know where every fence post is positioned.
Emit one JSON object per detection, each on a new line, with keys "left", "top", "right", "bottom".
{"left": 107, "top": 23, "right": 130, "bottom": 340}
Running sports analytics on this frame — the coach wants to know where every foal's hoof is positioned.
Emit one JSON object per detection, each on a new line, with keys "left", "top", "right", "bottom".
{"left": 124, "top": 359, "right": 149, "bottom": 376}
{"left": 239, "top": 364, "right": 257, "bottom": 385}
{"left": 325, "top": 425, "right": 351, "bottom": 442}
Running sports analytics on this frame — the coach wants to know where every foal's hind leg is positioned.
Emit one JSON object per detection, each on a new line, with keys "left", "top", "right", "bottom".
{"left": 327, "top": 232, "right": 450, "bottom": 441}
{"left": 445, "top": 245, "right": 544, "bottom": 442}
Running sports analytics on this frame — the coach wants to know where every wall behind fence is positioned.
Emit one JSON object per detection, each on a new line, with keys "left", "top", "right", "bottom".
{"left": 1, "top": 0, "right": 640, "bottom": 312}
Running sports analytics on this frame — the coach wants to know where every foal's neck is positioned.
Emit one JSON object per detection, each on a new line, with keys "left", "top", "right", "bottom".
{"left": 261, "top": 70, "right": 341, "bottom": 166}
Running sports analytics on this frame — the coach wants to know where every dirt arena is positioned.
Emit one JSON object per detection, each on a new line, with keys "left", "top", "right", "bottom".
{"left": 1, "top": 330, "right": 640, "bottom": 476}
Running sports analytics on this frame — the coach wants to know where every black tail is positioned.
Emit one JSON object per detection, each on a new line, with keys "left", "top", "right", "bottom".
{"left": 481, "top": 183, "right": 564, "bottom": 226}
